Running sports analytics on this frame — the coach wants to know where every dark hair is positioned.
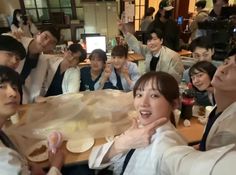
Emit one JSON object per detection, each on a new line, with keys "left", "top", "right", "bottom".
{"left": 0, "top": 35, "right": 26, "bottom": 60}
{"left": 68, "top": 43, "right": 87, "bottom": 62}
{"left": 111, "top": 45, "right": 128, "bottom": 58}
{"left": 12, "top": 9, "right": 22, "bottom": 28}
{"left": 89, "top": 49, "right": 107, "bottom": 64}
{"left": 0, "top": 65, "right": 22, "bottom": 97}
{"left": 227, "top": 48, "right": 236, "bottom": 57}
{"left": 189, "top": 61, "right": 217, "bottom": 91}
{"left": 133, "top": 71, "right": 179, "bottom": 126}
{"left": 190, "top": 36, "right": 214, "bottom": 52}
{"left": 146, "top": 28, "right": 163, "bottom": 41}
{"left": 143, "top": 7, "right": 155, "bottom": 18}
{"left": 212, "top": 0, "right": 228, "bottom": 4}
{"left": 195, "top": 0, "right": 207, "bottom": 9}
{"left": 40, "top": 26, "right": 61, "bottom": 42}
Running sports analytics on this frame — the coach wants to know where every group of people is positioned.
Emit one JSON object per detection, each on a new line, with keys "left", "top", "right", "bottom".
{"left": 0, "top": 1, "right": 236, "bottom": 174}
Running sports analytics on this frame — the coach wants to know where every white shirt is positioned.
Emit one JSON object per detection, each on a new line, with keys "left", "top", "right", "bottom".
{"left": 89, "top": 121, "right": 187, "bottom": 175}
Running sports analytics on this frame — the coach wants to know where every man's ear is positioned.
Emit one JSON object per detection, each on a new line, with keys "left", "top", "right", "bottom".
{"left": 160, "top": 38, "right": 163, "bottom": 45}
{"left": 212, "top": 48, "right": 215, "bottom": 56}
{"left": 65, "top": 51, "right": 73, "bottom": 61}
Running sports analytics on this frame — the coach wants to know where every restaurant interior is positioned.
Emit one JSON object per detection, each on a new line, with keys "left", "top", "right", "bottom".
{"left": 0, "top": 0, "right": 236, "bottom": 174}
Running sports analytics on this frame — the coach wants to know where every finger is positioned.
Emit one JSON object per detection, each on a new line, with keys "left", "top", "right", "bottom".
{"left": 130, "top": 117, "right": 138, "bottom": 129}
{"left": 145, "top": 117, "right": 167, "bottom": 131}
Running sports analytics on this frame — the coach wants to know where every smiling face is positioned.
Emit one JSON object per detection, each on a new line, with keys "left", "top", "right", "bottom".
{"left": 147, "top": 33, "right": 163, "bottom": 54}
{"left": 212, "top": 55, "right": 236, "bottom": 92}
{"left": 0, "top": 51, "right": 21, "bottom": 70}
{"left": 90, "top": 53, "right": 105, "bottom": 72}
{"left": 0, "top": 82, "right": 20, "bottom": 119}
{"left": 64, "top": 51, "right": 81, "bottom": 68}
{"left": 191, "top": 71, "right": 211, "bottom": 91}
{"left": 134, "top": 80, "right": 173, "bottom": 126}
{"left": 111, "top": 55, "right": 126, "bottom": 70}
{"left": 35, "top": 31, "right": 57, "bottom": 52}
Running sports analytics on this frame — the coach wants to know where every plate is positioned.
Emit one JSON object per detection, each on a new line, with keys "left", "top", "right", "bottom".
{"left": 27, "top": 141, "right": 48, "bottom": 162}
{"left": 66, "top": 137, "right": 94, "bottom": 153}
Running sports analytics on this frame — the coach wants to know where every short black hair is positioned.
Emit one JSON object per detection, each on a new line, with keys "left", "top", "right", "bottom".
{"left": 190, "top": 36, "right": 214, "bottom": 52}
{"left": 0, "top": 65, "right": 22, "bottom": 95}
{"left": 145, "top": 7, "right": 155, "bottom": 17}
{"left": 111, "top": 45, "right": 128, "bottom": 58}
{"left": 89, "top": 49, "right": 107, "bottom": 64}
{"left": 0, "top": 35, "right": 26, "bottom": 60}
{"left": 195, "top": 1, "right": 206, "bottom": 9}
{"left": 227, "top": 47, "right": 236, "bottom": 57}
{"left": 189, "top": 61, "right": 217, "bottom": 91}
{"left": 68, "top": 43, "right": 87, "bottom": 62}
{"left": 40, "top": 26, "right": 61, "bottom": 42}
{"left": 146, "top": 28, "right": 164, "bottom": 41}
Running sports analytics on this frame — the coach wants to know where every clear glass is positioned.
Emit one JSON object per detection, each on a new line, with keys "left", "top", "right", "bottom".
{"left": 76, "top": 7, "right": 84, "bottom": 20}
{"left": 38, "top": 8, "right": 50, "bottom": 22}
{"left": 50, "top": 8, "right": 61, "bottom": 12}
{"left": 49, "top": 0, "right": 60, "bottom": 8}
{"left": 62, "top": 8, "right": 72, "bottom": 18}
{"left": 61, "top": 0, "right": 71, "bottom": 7}
{"left": 36, "top": 0, "right": 48, "bottom": 8}
{"left": 26, "top": 9, "right": 38, "bottom": 22}
{"left": 24, "top": 0, "right": 36, "bottom": 8}
{"left": 75, "top": 0, "right": 81, "bottom": 6}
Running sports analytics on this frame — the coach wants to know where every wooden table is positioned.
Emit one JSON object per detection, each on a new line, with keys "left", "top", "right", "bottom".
{"left": 16, "top": 105, "right": 204, "bottom": 167}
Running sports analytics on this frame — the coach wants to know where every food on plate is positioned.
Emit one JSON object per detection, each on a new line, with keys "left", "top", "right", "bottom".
{"left": 27, "top": 141, "right": 48, "bottom": 162}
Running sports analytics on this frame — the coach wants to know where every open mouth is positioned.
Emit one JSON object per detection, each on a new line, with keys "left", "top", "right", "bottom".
{"left": 140, "top": 110, "right": 152, "bottom": 119}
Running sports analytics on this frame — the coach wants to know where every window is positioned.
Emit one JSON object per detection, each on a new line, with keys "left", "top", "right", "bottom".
{"left": 20, "top": 0, "right": 83, "bottom": 22}
{"left": 134, "top": 0, "right": 145, "bottom": 31}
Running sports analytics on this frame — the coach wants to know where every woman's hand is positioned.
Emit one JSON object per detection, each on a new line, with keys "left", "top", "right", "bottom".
{"left": 114, "top": 117, "right": 167, "bottom": 151}
{"left": 48, "top": 148, "right": 64, "bottom": 170}
{"left": 121, "top": 64, "right": 129, "bottom": 78}
{"left": 103, "top": 117, "right": 167, "bottom": 162}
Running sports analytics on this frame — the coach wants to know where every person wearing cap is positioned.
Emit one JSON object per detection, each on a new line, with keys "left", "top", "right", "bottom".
{"left": 189, "top": 0, "right": 209, "bottom": 42}
{"left": 147, "top": 0, "right": 180, "bottom": 51}
{"left": 0, "top": 35, "right": 26, "bottom": 70}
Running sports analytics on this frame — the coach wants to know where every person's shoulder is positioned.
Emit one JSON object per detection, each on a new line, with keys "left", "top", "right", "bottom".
{"left": 80, "top": 66, "right": 90, "bottom": 73}
{"left": 161, "top": 46, "right": 179, "bottom": 56}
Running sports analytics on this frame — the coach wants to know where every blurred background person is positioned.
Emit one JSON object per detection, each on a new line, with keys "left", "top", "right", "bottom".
{"left": 140, "top": 7, "right": 155, "bottom": 32}
{"left": 148, "top": 0, "right": 180, "bottom": 51}
{"left": 209, "top": 0, "right": 229, "bottom": 18}
{"left": 11, "top": 9, "right": 38, "bottom": 38}
{"left": 189, "top": 0, "right": 209, "bottom": 42}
